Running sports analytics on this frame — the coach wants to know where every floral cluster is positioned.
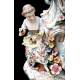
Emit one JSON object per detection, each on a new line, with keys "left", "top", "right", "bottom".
{"left": 22, "top": 29, "right": 65, "bottom": 76}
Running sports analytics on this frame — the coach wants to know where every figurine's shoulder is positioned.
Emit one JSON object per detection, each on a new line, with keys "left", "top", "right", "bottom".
{"left": 22, "top": 18, "right": 28, "bottom": 23}
{"left": 36, "top": 16, "right": 40, "bottom": 21}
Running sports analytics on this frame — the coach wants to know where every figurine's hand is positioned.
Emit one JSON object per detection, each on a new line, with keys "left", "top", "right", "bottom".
{"left": 19, "top": 28, "right": 26, "bottom": 36}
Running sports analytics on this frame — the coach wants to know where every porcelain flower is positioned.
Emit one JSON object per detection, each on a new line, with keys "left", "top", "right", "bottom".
{"left": 50, "top": 63, "right": 62, "bottom": 75}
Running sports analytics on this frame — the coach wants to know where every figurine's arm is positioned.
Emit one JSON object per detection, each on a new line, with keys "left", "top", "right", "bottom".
{"left": 19, "top": 19, "right": 27, "bottom": 36}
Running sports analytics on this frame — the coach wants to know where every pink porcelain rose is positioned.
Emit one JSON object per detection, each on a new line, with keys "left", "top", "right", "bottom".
{"left": 50, "top": 63, "right": 62, "bottom": 75}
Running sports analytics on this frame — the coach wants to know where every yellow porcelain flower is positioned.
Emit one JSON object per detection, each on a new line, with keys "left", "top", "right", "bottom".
{"left": 22, "top": 36, "right": 30, "bottom": 46}
{"left": 47, "top": 33, "right": 56, "bottom": 48}
{"left": 48, "top": 55, "right": 53, "bottom": 61}
{"left": 48, "top": 43, "right": 54, "bottom": 48}
{"left": 22, "top": 35, "right": 37, "bottom": 48}
{"left": 53, "top": 56, "right": 61, "bottom": 64}
{"left": 48, "top": 36, "right": 54, "bottom": 42}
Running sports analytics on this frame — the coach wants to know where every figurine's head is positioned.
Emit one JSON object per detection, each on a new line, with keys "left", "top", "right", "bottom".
{"left": 21, "top": 4, "right": 36, "bottom": 22}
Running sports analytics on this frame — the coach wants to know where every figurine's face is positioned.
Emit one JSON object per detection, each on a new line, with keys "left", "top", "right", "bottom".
{"left": 25, "top": 14, "right": 36, "bottom": 22}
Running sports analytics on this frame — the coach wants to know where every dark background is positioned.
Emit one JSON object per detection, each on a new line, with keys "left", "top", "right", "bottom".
{"left": 14, "top": 0, "right": 49, "bottom": 80}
